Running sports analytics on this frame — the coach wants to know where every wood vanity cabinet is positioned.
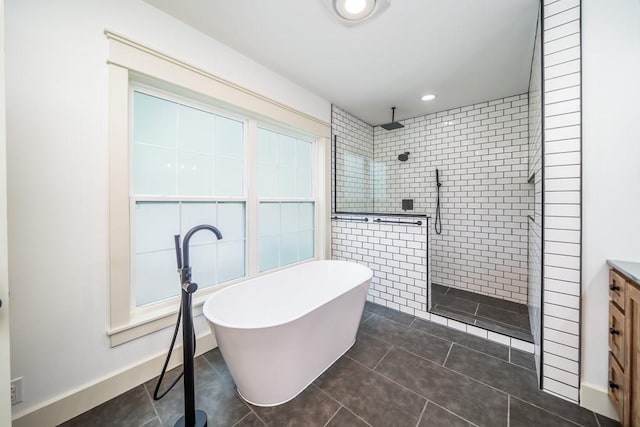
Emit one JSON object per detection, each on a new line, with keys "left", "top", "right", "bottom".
{"left": 608, "top": 267, "right": 640, "bottom": 425}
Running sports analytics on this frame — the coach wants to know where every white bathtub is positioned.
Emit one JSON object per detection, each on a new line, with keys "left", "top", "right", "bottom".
{"left": 202, "top": 260, "right": 373, "bottom": 406}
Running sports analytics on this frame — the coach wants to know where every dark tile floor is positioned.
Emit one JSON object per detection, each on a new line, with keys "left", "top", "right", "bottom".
{"left": 61, "top": 302, "right": 616, "bottom": 427}
{"left": 431, "top": 283, "right": 534, "bottom": 342}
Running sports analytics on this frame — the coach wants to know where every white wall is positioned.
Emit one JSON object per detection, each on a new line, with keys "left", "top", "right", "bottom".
{"left": 5, "top": 0, "right": 329, "bottom": 417}
{"left": 581, "top": 0, "right": 640, "bottom": 398}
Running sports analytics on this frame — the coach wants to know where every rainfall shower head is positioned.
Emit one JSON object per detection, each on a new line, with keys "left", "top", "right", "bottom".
{"left": 381, "top": 107, "right": 404, "bottom": 130}
{"left": 398, "top": 152, "right": 410, "bottom": 161}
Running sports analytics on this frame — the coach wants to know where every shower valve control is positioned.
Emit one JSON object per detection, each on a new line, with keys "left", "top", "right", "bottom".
{"left": 182, "top": 281, "right": 198, "bottom": 293}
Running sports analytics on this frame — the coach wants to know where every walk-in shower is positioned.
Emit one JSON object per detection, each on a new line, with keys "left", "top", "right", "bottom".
{"left": 332, "top": 102, "right": 534, "bottom": 342}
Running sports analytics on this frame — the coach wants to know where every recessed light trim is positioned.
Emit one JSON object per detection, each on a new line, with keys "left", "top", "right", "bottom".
{"left": 421, "top": 94, "right": 437, "bottom": 102}
{"left": 334, "top": 0, "right": 376, "bottom": 21}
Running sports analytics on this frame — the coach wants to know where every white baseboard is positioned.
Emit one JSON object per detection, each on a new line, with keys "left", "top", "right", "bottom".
{"left": 580, "top": 382, "right": 619, "bottom": 421}
{"left": 12, "top": 332, "right": 216, "bottom": 427}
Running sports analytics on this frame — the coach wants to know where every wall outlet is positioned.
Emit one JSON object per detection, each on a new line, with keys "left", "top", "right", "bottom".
{"left": 11, "top": 377, "right": 23, "bottom": 405}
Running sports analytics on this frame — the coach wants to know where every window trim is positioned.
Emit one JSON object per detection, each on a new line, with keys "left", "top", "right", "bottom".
{"left": 106, "top": 30, "right": 330, "bottom": 346}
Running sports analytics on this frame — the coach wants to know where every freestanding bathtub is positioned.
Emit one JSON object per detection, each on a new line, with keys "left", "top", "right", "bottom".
{"left": 202, "top": 260, "right": 373, "bottom": 406}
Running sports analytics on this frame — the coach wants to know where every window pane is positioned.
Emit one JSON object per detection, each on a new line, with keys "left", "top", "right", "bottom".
{"left": 258, "top": 201, "right": 314, "bottom": 273}
{"left": 299, "top": 231, "right": 314, "bottom": 261}
{"left": 257, "top": 163, "right": 277, "bottom": 197}
{"left": 258, "top": 236, "right": 279, "bottom": 272}
{"left": 278, "top": 134, "right": 297, "bottom": 165}
{"left": 281, "top": 203, "right": 299, "bottom": 234}
{"left": 277, "top": 167, "right": 296, "bottom": 198}
{"left": 298, "top": 203, "right": 314, "bottom": 231}
{"left": 259, "top": 203, "right": 280, "bottom": 236}
{"left": 177, "top": 152, "right": 213, "bottom": 196}
{"left": 280, "top": 233, "right": 298, "bottom": 266}
{"left": 136, "top": 250, "right": 180, "bottom": 306}
{"left": 189, "top": 243, "right": 217, "bottom": 289}
{"left": 215, "top": 157, "right": 243, "bottom": 197}
{"left": 217, "top": 202, "right": 245, "bottom": 240}
{"left": 216, "top": 116, "right": 243, "bottom": 159}
{"left": 133, "top": 144, "right": 176, "bottom": 195}
{"left": 178, "top": 104, "right": 214, "bottom": 154}
{"left": 135, "top": 202, "right": 179, "bottom": 253}
{"left": 133, "top": 92, "right": 177, "bottom": 148}
{"left": 218, "top": 240, "right": 245, "bottom": 283}
{"left": 257, "top": 128, "right": 277, "bottom": 165}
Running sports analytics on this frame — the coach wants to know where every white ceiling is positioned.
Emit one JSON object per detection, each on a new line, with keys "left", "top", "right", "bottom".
{"left": 144, "top": 0, "right": 539, "bottom": 126}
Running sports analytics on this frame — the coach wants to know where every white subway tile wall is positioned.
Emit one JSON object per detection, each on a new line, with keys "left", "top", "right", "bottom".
{"left": 541, "top": 0, "right": 582, "bottom": 403}
{"left": 331, "top": 216, "right": 430, "bottom": 317}
{"left": 372, "top": 95, "right": 533, "bottom": 304}
{"left": 331, "top": 105, "right": 374, "bottom": 212}
{"left": 528, "top": 7, "right": 543, "bottom": 378}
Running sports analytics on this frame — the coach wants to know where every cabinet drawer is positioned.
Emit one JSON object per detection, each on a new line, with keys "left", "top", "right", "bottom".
{"left": 608, "top": 353, "right": 624, "bottom": 421}
{"left": 609, "top": 301, "right": 625, "bottom": 366}
{"left": 609, "top": 269, "right": 626, "bottom": 310}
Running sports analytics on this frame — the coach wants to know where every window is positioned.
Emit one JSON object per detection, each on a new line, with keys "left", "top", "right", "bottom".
{"left": 132, "top": 90, "right": 246, "bottom": 307}
{"left": 257, "top": 128, "right": 315, "bottom": 272}
{"left": 106, "top": 31, "right": 330, "bottom": 346}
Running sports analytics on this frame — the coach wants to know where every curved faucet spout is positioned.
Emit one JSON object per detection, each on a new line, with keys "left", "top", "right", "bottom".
{"left": 182, "top": 224, "right": 223, "bottom": 269}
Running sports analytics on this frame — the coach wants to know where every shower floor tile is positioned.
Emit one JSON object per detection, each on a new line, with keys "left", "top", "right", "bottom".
{"left": 431, "top": 283, "right": 534, "bottom": 342}
{"left": 60, "top": 303, "right": 616, "bottom": 427}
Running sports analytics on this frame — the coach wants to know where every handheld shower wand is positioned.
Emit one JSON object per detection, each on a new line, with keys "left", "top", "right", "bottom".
{"left": 435, "top": 169, "right": 442, "bottom": 235}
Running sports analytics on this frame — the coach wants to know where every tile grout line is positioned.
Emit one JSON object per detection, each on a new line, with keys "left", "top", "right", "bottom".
{"left": 509, "top": 395, "right": 584, "bottom": 427}
{"left": 142, "top": 382, "right": 163, "bottom": 426}
{"left": 593, "top": 411, "right": 602, "bottom": 427}
{"left": 507, "top": 394, "right": 510, "bottom": 427}
{"left": 372, "top": 345, "right": 394, "bottom": 371}
{"left": 231, "top": 411, "right": 253, "bottom": 427}
{"left": 429, "top": 401, "right": 481, "bottom": 427}
{"left": 311, "top": 383, "right": 373, "bottom": 427}
{"left": 442, "top": 343, "right": 454, "bottom": 366}
{"left": 321, "top": 405, "right": 342, "bottom": 427}
{"left": 415, "top": 400, "right": 429, "bottom": 427}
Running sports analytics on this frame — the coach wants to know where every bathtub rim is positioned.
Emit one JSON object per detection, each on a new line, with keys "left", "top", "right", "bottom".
{"left": 203, "top": 260, "right": 372, "bottom": 330}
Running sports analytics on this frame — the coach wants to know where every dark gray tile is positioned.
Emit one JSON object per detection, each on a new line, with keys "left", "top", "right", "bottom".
{"left": 444, "top": 345, "right": 598, "bottom": 427}
{"left": 376, "top": 347, "right": 508, "bottom": 427}
{"left": 361, "top": 310, "right": 372, "bottom": 324}
{"left": 418, "top": 402, "right": 473, "bottom": 427}
{"left": 60, "top": 385, "right": 155, "bottom": 427}
{"left": 326, "top": 407, "right": 370, "bottom": 427}
{"left": 347, "top": 331, "right": 392, "bottom": 368}
{"left": 147, "top": 356, "right": 250, "bottom": 427}
{"left": 432, "top": 294, "right": 479, "bottom": 315}
{"left": 364, "top": 301, "right": 415, "bottom": 325}
{"left": 431, "top": 305, "right": 478, "bottom": 325}
{"left": 511, "top": 348, "right": 536, "bottom": 371}
{"left": 595, "top": 413, "right": 622, "bottom": 427}
{"left": 360, "top": 314, "right": 451, "bottom": 364}
{"left": 431, "top": 283, "right": 450, "bottom": 296}
{"left": 314, "top": 356, "right": 425, "bottom": 427}
{"left": 203, "top": 348, "right": 231, "bottom": 378}
{"left": 447, "top": 288, "right": 524, "bottom": 313}
{"left": 510, "top": 397, "right": 578, "bottom": 427}
{"left": 250, "top": 384, "right": 339, "bottom": 427}
{"left": 476, "top": 304, "right": 523, "bottom": 329}
{"left": 411, "top": 318, "right": 509, "bottom": 361}
{"left": 232, "top": 412, "right": 265, "bottom": 426}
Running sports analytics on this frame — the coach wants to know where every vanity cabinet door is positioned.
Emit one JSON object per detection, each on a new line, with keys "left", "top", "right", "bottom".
{"left": 624, "top": 283, "right": 640, "bottom": 426}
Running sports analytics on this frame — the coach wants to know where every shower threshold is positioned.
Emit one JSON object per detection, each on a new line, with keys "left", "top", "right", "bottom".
{"left": 431, "top": 284, "right": 533, "bottom": 342}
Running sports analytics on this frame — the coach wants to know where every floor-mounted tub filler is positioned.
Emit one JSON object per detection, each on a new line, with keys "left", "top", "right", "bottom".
{"left": 203, "top": 260, "right": 373, "bottom": 406}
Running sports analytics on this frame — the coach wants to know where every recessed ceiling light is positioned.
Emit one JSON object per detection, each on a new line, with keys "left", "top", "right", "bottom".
{"left": 334, "top": 0, "right": 376, "bottom": 21}
{"left": 421, "top": 94, "right": 437, "bottom": 102}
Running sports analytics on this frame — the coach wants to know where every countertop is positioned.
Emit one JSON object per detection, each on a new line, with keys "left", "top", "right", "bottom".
{"left": 607, "top": 259, "right": 640, "bottom": 284}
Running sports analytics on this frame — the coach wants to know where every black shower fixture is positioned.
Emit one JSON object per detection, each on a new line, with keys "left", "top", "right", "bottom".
{"left": 381, "top": 107, "right": 404, "bottom": 130}
{"left": 398, "top": 152, "right": 410, "bottom": 161}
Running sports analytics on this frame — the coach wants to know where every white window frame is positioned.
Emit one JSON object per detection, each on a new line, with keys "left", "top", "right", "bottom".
{"left": 106, "top": 31, "right": 330, "bottom": 346}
